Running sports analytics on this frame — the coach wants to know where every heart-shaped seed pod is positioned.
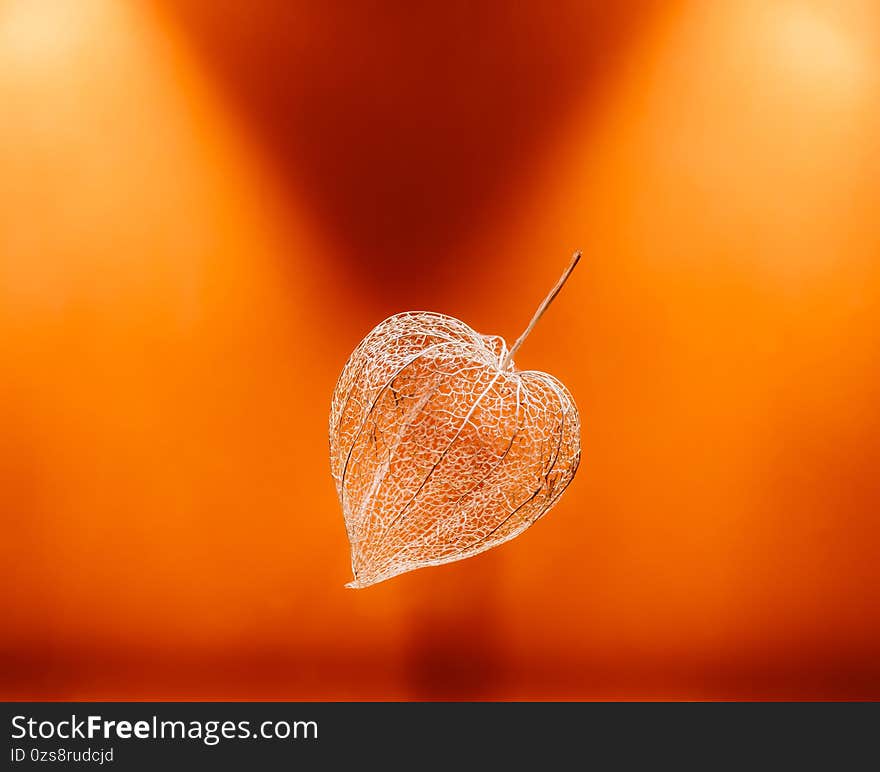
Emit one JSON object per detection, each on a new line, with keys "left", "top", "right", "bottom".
{"left": 330, "top": 254, "right": 582, "bottom": 587}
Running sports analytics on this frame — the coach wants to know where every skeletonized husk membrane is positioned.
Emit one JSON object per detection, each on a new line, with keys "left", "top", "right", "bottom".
{"left": 330, "top": 312, "right": 580, "bottom": 588}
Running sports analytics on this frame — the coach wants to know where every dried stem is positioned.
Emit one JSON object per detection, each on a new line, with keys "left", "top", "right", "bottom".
{"left": 501, "top": 250, "right": 582, "bottom": 370}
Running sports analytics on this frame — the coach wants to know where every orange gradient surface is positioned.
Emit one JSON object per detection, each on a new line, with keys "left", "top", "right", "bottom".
{"left": 2, "top": 0, "right": 879, "bottom": 699}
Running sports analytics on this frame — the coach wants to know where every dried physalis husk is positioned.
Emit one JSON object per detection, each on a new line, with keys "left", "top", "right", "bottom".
{"left": 329, "top": 253, "right": 582, "bottom": 587}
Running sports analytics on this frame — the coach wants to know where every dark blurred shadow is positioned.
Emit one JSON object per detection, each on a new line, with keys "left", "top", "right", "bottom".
{"left": 157, "top": 1, "right": 664, "bottom": 300}
{"left": 153, "top": 0, "right": 666, "bottom": 699}
{"left": 401, "top": 562, "right": 505, "bottom": 699}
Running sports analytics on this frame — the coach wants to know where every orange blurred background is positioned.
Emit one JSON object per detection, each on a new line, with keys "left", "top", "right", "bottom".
{"left": 2, "top": 0, "right": 879, "bottom": 699}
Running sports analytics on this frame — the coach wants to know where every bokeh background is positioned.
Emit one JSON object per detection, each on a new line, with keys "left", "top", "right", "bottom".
{"left": 2, "top": 0, "right": 879, "bottom": 699}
